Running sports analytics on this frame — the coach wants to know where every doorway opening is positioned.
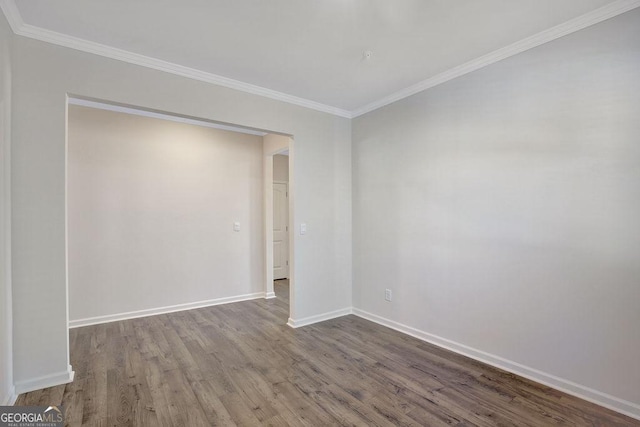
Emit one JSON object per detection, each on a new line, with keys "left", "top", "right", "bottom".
{"left": 273, "top": 154, "right": 289, "bottom": 282}
{"left": 263, "top": 135, "right": 294, "bottom": 322}
{"left": 273, "top": 154, "right": 289, "bottom": 304}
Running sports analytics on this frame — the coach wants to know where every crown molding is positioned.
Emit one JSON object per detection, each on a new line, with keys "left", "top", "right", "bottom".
{"left": 2, "top": 0, "right": 640, "bottom": 120}
{"left": 68, "top": 97, "right": 268, "bottom": 136}
{"left": 350, "top": 0, "right": 640, "bottom": 117}
{"left": 0, "top": 0, "right": 352, "bottom": 119}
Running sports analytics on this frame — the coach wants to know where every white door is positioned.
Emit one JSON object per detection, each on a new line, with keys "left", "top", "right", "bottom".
{"left": 273, "top": 182, "right": 289, "bottom": 280}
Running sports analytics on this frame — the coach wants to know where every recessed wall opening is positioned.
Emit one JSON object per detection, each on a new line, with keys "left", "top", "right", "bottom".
{"left": 65, "top": 97, "right": 294, "bottom": 333}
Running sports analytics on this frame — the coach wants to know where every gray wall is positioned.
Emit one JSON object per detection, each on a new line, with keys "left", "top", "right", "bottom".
{"left": 353, "top": 9, "right": 640, "bottom": 408}
{"left": 68, "top": 106, "right": 264, "bottom": 323}
{"left": 0, "top": 10, "right": 13, "bottom": 405}
{"left": 11, "top": 33, "right": 351, "bottom": 390}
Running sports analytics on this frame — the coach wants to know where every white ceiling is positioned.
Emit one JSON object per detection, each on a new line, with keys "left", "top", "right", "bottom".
{"left": 5, "top": 0, "right": 635, "bottom": 116}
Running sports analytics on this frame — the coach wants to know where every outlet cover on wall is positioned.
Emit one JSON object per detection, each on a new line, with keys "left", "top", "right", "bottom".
{"left": 385, "top": 289, "right": 392, "bottom": 301}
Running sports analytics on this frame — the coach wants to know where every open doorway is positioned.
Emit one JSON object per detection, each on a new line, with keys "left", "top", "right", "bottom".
{"left": 273, "top": 153, "right": 289, "bottom": 281}
{"left": 263, "top": 134, "right": 294, "bottom": 322}
{"left": 272, "top": 153, "right": 289, "bottom": 301}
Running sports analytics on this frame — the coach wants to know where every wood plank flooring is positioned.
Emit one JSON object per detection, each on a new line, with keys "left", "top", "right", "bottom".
{"left": 16, "top": 280, "right": 639, "bottom": 426}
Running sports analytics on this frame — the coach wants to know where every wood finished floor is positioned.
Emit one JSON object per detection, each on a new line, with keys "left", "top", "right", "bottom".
{"left": 16, "top": 280, "right": 638, "bottom": 426}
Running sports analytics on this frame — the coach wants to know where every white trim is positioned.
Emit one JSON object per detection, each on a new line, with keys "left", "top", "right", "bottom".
{"left": 265, "top": 291, "right": 276, "bottom": 299}
{"left": 287, "top": 307, "right": 353, "bottom": 328}
{"left": 352, "top": 0, "right": 640, "bottom": 117}
{"left": 14, "top": 366, "right": 74, "bottom": 395}
{"left": 68, "top": 97, "right": 268, "bottom": 136}
{"left": 1, "top": 385, "right": 17, "bottom": 406}
{"left": 69, "top": 292, "right": 265, "bottom": 328}
{"left": 352, "top": 308, "right": 640, "bottom": 421}
{"left": 0, "top": 0, "right": 351, "bottom": 119}
{"left": 2, "top": 0, "right": 639, "bottom": 118}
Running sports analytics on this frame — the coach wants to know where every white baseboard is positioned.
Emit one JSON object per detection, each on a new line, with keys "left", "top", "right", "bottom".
{"left": 69, "top": 292, "right": 266, "bottom": 328}
{"left": 287, "top": 307, "right": 353, "bottom": 328}
{"left": 265, "top": 291, "right": 276, "bottom": 299}
{"left": 1, "top": 385, "right": 17, "bottom": 405}
{"left": 14, "top": 365, "right": 74, "bottom": 395}
{"left": 352, "top": 308, "right": 640, "bottom": 421}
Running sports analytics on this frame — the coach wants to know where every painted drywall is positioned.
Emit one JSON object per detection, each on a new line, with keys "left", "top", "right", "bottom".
{"left": 273, "top": 154, "right": 289, "bottom": 182}
{"left": 353, "top": 8, "right": 640, "bottom": 411}
{"left": 0, "top": 10, "right": 13, "bottom": 405}
{"left": 10, "top": 34, "right": 351, "bottom": 389}
{"left": 67, "top": 105, "right": 264, "bottom": 322}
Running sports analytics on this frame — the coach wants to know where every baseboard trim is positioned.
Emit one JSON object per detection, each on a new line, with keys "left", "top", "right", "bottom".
{"left": 14, "top": 366, "right": 74, "bottom": 395}
{"left": 69, "top": 292, "right": 266, "bottom": 328}
{"left": 287, "top": 307, "right": 353, "bottom": 328}
{"left": 1, "top": 385, "right": 17, "bottom": 406}
{"left": 265, "top": 291, "right": 276, "bottom": 299}
{"left": 352, "top": 308, "right": 640, "bottom": 421}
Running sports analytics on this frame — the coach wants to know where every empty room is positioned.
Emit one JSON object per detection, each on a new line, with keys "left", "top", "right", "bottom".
{"left": 0, "top": 1, "right": 639, "bottom": 426}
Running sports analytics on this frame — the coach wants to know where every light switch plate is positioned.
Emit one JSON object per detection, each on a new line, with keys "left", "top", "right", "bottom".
{"left": 300, "top": 223, "right": 307, "bottom": 235}
{"left": 233, "top": 222, "right": 240, "bottom": 232}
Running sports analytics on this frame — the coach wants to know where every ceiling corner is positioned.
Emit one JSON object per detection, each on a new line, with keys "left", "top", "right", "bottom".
{"left": 350, "top": 0, "right": 640, "bottom": 118}
{"left": 0, "top": 0, "right": 24, "bottom": 33}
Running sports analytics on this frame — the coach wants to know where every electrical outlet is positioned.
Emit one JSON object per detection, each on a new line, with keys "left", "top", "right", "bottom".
{"left": 385, "top": 289, "right": 392, "bottom": 301}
